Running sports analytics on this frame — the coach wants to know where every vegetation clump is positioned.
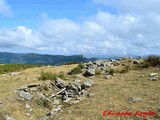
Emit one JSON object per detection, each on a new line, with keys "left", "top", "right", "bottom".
{"left": 64, "top": 61, "right": 78, "bottom": 65}
{"left": 145, "top": 56, "right": 160, "bottom": 66}
{"left": 40, "top": 71, "right": 66, "bottom": 81}
{"left": 69, "top": 64, "right": 83, "bottom": 75}
{"left": 0, "top": 64, "right": 41, "bottom": 74}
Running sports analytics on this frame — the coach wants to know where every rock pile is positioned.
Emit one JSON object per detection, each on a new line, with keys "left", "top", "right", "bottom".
{"left": 16, "top": 77, "right": 94, "bottom": 119}
{"left": 83, "top": 59, "right": 121, "bottom": 76}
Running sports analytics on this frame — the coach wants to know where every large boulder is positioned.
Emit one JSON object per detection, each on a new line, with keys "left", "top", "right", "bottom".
{"left": 54, "top": 77, "right": 67, "bottom": 89}
{"left": 19, "top": 91, "right": 32, "bottom": 100}
{"left": 85, "top": 68, "right": 95, "bottom": 76}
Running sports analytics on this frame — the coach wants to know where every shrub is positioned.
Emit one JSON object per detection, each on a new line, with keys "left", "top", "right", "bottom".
{"left": 58, "top": 72, "right": 65, "bottom": 79}
{"left": 95, "top": 69, "right": 101, "bottom": 75}
{"left": 119, "top": 66, "right": 129, "bottom": 73}
{"left": 106, "top": 68, "right": 116, "bottom": 75}
{"left": 69, "top": 64, "right": 83, "bottom": 75}
{"left": 145, "top": 56, "right": 160, "bottom": 66}
{"left": 64, "top": 61, "right": 78, "bottom": 65}
{"left": 40, "top": 71, "right": 66, "bottom": 81}
{"left": 40, "top": 72, "right": 57, "bottom": 81}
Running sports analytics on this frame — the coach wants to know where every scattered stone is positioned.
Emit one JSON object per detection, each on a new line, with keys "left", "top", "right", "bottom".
{"left": 30, "top": 87, "right": 37, "bottom": 92}
{"left": 25, "top": 113, "right": 30, "bottom": 116}
{"left": 139, "top": 75, "right": 145, "bottom": 78}
{"left": 25, "top": 103, "right": 31, "bottom": 109}
{"left": 50, "top": 105, "right": 63, "bottom": 115}
{"left": 27, "top": 84, "right": 40, "bottom": 88}
{"left": 85, "top": 68, "right": 95, "bottom": 76}
{"left": 37, "top": 93, "right": 46, "bottom": 99}
{"left": 150, "top": 73, "right": 158, "bottom": 77}
{"left": 63, "top": 98, "right": 72, "bottom": 103}
{"left": 55, "top": 77, "right": 67, "bottom": 89}
{"left": 76, "top": 74, "right": 83, "bottom": 79}
{"left": 25, "top": 103, "right": 32, "bottom": 111}
{"left": 53, "top": 99, "right": 60, "bottom": 105}
{"left": 87, "top": 93, "right": 95, "bottom": 97}
{"left": 128, "top": 97, "right": 141, "bottom": 103}
{"left": 19, "top": 91, "right": 32, "bottom": 100}
{"left": 32, "top": 77, "right": 38, "bottom": 81}
{"left": 69, "top": 100, "right": 80, "bottom": 105}
{"left": 148, "top": 78, "right": 158, "bottom": 81}
{"left": 104, "top": 75, "right": 112, "bottom": 79}
{"left": 83, "top": 80, "right": 94, "bottom": 88}
{"left": 4, "top": 115, "right": 14, "bottom": 120}
{"left": 10, "top": 72, "right": 21, "bottom": 76}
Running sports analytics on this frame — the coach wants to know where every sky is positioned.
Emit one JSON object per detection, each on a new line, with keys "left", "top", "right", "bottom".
{"left": 0, "top": 0, "right": 160, "bottom": 57}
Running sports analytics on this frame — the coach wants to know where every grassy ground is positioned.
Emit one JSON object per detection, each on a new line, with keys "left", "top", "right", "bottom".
{"left": 53, "top": 67, "right": 160, "bottom": 120}
{"left": 0, "top": 64, "right": 160, "bottom": 120}
{"left": 0, "top": 64, "right": 77, "bottom": 120}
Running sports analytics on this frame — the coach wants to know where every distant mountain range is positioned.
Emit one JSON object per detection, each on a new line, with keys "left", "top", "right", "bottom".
{"left": 0, "top": 52, "right": 96, "bottom": 65}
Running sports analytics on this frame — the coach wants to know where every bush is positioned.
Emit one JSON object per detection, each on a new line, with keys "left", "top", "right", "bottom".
{"left": 58, "top": 72, "right": 65, "bottom": 79}
{"left": 119, "top": 66, "right": 129, "bottom": 73}
{"left": 40, "top": 72, "right": 66, "bottom": 81}
{"left": 145, "top": 56, "right": 160, "bottom": 66}
{"left": 64, "top": 61, "right": 78, "bottom": 65}
{"left": 95, "top": 69, "right": 101, "bottom": 75}
{"left": 40, "top": 72, "right": 57, "bottom": 81}
{"left": 69, "top": 64, "right": 83, "bottom": 75}
{"left": 106, "top": 68, "right": 116, "bottom": 75}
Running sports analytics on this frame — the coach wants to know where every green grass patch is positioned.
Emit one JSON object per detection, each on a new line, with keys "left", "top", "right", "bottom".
{"left": 0, "top": 64, "right": 41, "bottom": 74}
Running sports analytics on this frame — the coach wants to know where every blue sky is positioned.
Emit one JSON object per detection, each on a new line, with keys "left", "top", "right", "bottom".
{"left": 0, "top": 0, "right": 160, "bottom": 57}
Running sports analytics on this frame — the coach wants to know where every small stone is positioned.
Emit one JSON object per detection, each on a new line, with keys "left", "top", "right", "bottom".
{"left": 139, "top": 75, "right": 145, "bottom": 78}
{"left": 37, "top": 93, "right": 46, "bottom": 99}
{"left": 53, "top": 99, "right": 59, "bottom": 105}
{"left": 4, "top": 115, "right": 14, "bottom": 120}
{"left": 63, "top": 98, "right": 72, "bottom": 103}
{"left": 83, "top": 80, "right": 94, "bottom": 88}
{"left": 69, "top": 100, "right": 80, "bottom": 105}
{"left": 104, "top": 75, "right": 112, "bottom": 79}
{"left": 25, "top": 113, "right": 30, "bottom": 116}
{"left": 25, "top": 103, "right": 31, "bottom": 109}
{"left": 19, "top": 91, "right": 32, "bottom": 100}
{"left": 148, "top": 78, "right": 158, "bottom": 81}
{"left": 150, "top": 73, "right": 158, "bottom": 77}
{"left": 87, "top": 93, "right": 95, "bottom": 97}
{"left": 50, "top": 105, "right": 62, "bottom": 115}
{"left": 128, "top": 97, "right": 141, "bottom": 103}
{"left": 10, "top": 72, "right": 21, "bottom": 76}
{"left": 76, "top": 74, "right": 83, "bottom": 79}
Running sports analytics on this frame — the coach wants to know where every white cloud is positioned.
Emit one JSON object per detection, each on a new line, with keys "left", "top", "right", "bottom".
{"left": 0, "top": 0, "right": 12, "bottom": 16}
{"left": 0, "top": 0, "right": 160, "bottom": 57}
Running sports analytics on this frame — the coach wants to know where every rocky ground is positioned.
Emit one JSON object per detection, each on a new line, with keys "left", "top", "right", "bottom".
{"left": 0, "top": 57, "right": 160, "bottom": 120}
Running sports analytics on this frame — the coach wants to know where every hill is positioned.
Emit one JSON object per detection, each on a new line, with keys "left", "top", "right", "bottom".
{"left": 0, "top": 57, "right": 160, "bottom": 120}
{"left": 0, "top": 52, "right": 96, "bottom": 65}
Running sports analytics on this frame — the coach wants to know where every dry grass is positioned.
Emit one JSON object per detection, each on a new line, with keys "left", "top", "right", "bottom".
{"left": 53, "top": 67, "right": 160, "bottom": 120}
{"left": 0, "top": 63, "right": 160, "bottom": 120}
{"left": 0, "top": 64, "right": 77, "bottom": 120}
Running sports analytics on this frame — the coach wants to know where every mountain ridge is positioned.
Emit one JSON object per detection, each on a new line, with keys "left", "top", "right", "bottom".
{"left": 0, "top": 52, "right": 96, "bottom": 65}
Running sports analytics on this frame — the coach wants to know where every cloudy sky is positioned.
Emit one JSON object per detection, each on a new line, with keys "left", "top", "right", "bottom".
{"left": 0, "top": 0, "right": 160, "bottom": 57}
